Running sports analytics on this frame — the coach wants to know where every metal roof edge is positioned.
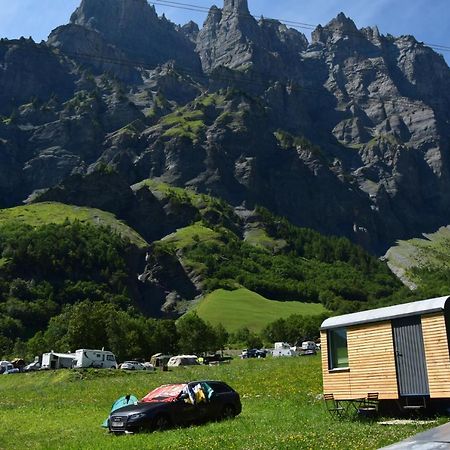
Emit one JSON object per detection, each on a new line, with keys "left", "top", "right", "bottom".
{"left": 320, "top": 295, "right": 449, "bottom": 330}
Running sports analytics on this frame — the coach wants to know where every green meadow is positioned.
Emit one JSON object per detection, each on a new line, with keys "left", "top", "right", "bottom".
{"left": 0, "top": 202, "right": 148, "bottom": 248}
{"left": 0, "top": 357, "right": 443, "bottom": 450}
{"left": 195, "top": 289, "right": 328, "bottom": 333}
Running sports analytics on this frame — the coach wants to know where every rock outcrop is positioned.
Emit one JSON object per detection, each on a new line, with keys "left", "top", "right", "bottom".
{"left": 1, "top": 1, "right": 450, "bottom": 253}
{"left": 196, "top": 0, "right": 308, "bottom": 77}
{"left": 49, "top": 0, "right": 201, "bottom": 75}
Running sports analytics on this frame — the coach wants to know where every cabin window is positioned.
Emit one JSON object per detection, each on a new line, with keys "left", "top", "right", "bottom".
{"left": 328, "top": 328, "right": 349, "bottom": 369}
{"left": 106, "top": 355, "right": 115, "bottom": 361}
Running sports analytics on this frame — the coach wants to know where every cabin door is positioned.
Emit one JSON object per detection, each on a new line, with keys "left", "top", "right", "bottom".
{"left": 392, "top": 316, "right": 429, "bottom": 397}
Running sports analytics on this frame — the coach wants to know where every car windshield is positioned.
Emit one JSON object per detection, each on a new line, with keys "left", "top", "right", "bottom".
{"left": 141, "top": 384, "right": 187, "bottom": 403}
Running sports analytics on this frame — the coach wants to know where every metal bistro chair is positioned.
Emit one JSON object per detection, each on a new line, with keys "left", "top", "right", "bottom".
{"left": 357, "top": 393, "right": 379, "bottom": 419}
{"left": 324, "top": 393, "right": 345, "bottom": 418}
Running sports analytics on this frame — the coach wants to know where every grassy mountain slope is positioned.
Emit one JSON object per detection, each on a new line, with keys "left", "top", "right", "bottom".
{"left": 0, "top": 180, "right": 418, "bottom": 359}
{"left": 0, "top": 202, "right": 148, "bottom": 248}
{"left": 194, "top": 288, "right": 327, "bottom": 333}
{"left": 147, "top": 192, "right": 411, "bottom": 315}
{"left": 0, "top": 203, "right": 149, "bottom": 354}
{"left": 385, "top": 225, "right": 450, "bottom": 296}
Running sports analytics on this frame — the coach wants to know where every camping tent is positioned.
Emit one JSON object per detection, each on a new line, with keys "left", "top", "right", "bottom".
{"left": 167, "top": 355, "right": 199, "bottom": 367}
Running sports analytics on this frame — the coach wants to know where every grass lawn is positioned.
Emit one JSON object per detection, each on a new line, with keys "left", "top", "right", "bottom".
{"left": 194, "top": 289, "right": 329, "bottom": 333}
{"left": 161, "top": 224, "right": 221, "bottom": 249}
{"left": 0, "top": 357, "right": 443, "bottom": 450}
{"left": 0, "top": 202, "right": 148, "bottom": 248}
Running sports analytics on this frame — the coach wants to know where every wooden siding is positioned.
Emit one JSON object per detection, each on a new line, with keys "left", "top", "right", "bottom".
{"left": 322, "top": 322, "right": 398, "bottom": 400}
{"left": 422, "top": 314, "right": 450, "bottom": 399}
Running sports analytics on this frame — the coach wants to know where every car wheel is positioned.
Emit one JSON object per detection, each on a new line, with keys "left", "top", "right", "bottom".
{"left": 153, "top": 414, "right": 171, "bottom": 431}
{"left": 221, "top": 404, "right": 236, "bottom": 420}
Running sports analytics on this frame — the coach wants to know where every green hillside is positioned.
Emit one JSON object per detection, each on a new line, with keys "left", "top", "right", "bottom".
{"left": 0, "top": 183, "right": 417, "bottom": 361}
{"left": 194, "top": 288, "right": 328, "bottom": 333}
{"left": 0, "top": 203, "right": 149, "bottom": 357}
{"left": 386, "top": 226, "right": 450, "bottom": 296}
{"left": 0, "top": 202, "right": 148, "bottom": 248}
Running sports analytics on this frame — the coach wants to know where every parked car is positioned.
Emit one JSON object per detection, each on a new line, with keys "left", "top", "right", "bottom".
{"left": 297, "top": 341, "right": 317, "bottom": 356}
{"left": 142, "top": 362, "right": 156, "bottom": 371}
{"left": 201, "top": 354, "right": 233, "bottom": 365}
{"left": 120, "top": 361, "right": 148, "bottom": 371}
{"left": 108, "top": 380, "right": 241, "bottom": 434}
{"left": 0, "top": 361, "right": 19, "bottom": 374}
{"left": 240, "top": 349, "right": 266, "bottom": 359}
{"left": 0, "top": 361, "right": 12, "bottom": 374}
{"left": 24, "top": 361, "right": 41, "bottom": 372}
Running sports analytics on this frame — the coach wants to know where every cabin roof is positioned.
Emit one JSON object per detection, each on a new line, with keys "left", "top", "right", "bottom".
{"left": 321, "top": 296, "right": 449, "bottom": 330}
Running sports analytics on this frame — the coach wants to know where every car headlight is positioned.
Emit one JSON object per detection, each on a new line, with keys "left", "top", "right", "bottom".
{"left": 129, "top": 413, "right": 146, "bottom": 421}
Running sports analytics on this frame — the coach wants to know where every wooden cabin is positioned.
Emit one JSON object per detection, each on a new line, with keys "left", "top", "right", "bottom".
{"left": 320, "top": 296, "right": 450, "bottom": 407}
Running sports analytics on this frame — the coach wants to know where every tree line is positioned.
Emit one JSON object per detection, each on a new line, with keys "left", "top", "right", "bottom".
{"left": 4, "top": 301, "right": 325, "bottom": 362}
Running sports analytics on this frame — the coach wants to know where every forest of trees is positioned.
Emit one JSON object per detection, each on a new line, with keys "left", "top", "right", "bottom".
{"left": 0, "top": 220, "right": 134, "bottom": 357}
{"left": 0, "top": 200, "right": 443, "bottom": 361}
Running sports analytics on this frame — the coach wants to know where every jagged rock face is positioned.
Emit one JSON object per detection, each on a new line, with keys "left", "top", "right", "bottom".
{"left": 0, "top": 39, "right": 75, "bottom": 115}
{"left": 301, "top": 12, "right": 450, "bottom": 245}
{"left": 61, "top": 0, "right": 201, "bottom": 72}
{"left": 1, "top": 1, "right": 450, "bottom": 252}
{"left": 196, "top": 0, "right": 308, "bottom": 76}
{"left": 179, "top": 21, "right": 200, "bottom": 43}
{"left": 47, "top": 24, "right": 140, "bottom": 82}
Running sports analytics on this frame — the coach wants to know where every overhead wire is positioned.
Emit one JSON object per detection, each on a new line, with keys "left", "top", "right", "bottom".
{"left": 0, "top": 0, "right": 448, "bottom": 111}
{"left": 0, "top": 38, "right": 445, "bottom": 112}
{"left": 29, "top": 45, "right": 446, "bottom": 111}
{"left": 151, "top": 0, "right": 450, "bottom": 53}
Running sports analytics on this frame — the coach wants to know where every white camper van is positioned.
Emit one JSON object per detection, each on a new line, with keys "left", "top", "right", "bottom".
{"left": 73, "top": 349, "right": 118, "bottom": 369}
{"left": 272, "top": 342, "right": 298, "bottom": 357}
{"left": 41, "top": 352, "right": 76, "bottom": 370}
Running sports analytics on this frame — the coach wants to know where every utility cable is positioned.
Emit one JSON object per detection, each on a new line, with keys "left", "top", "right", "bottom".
{"left": 151, "top": 0, "right": 450, "bottom": 53}
{"left": 0, "top": 39, "right": 446, "bottom": 112}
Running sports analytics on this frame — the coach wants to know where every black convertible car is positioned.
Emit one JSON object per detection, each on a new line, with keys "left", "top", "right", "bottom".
{"left": 108, "top": 380, "right": 241, "bottom": 433}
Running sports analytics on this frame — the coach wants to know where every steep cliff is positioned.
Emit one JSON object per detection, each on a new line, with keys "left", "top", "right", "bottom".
{"left": 1, "top": 0, "right": 450, "bottom": 253}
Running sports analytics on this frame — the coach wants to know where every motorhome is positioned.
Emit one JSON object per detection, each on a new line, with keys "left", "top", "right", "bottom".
{"left": 73, "top": 349, "right": 118, "bottom": 369}
{"left": 41, "top": 352, "right": 75, "bottom": 370}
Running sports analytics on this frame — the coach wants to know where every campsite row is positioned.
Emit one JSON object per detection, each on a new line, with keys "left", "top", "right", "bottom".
{"left": 1, "top": 340, "right": 320, "bottom": 374}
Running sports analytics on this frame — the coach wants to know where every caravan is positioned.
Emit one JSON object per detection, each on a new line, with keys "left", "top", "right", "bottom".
{"left": 73, "top": 349, "right": 118, "bottom": 369}
{"left": 41, "top": 352, "right": 76, "bottom": 370}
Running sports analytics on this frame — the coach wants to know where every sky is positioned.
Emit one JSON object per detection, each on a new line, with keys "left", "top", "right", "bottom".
{"left": 0, "top": 0, "right": 449, "bottom": 64}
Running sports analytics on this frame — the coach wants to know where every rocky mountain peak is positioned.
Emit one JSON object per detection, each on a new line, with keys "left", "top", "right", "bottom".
{"left": 312, "top": 12, "right": 360, "bottom": 44}
{"left": 222, "top": 0, "right": 250, "bottom": 15}
{"left": 203, "top": 5, "right": 222, "bottom": 26}
{"left": 51, "top": 0, "right": 200, "bottom": 72}
{"left": 70, "top": 0, "right": 158, "bottom": 34}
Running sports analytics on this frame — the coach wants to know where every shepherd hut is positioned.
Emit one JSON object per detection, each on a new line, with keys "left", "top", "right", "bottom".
{"left": 320, "top": 296, "right": 450, "bottom": 409}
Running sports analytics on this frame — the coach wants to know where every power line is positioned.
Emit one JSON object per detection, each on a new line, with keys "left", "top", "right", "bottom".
{"left": 154, "top": 0, "right": 317, "bottom": 29}
{"left": 0, "top": 37, "right": 445, "bottom": 112}
{"left": 18, "top": 44, "right": 443, "bottom": 112}
{"left": 0, "top": 9, "right": 448, "bottom": 112}
{"left": 151, "top": 0, "right": 450, "bottom": 53}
